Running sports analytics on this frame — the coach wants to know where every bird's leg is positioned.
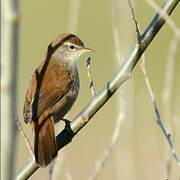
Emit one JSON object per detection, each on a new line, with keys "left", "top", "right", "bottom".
{"left": 61, "top": 118, "right": 76, "bottom": 136}
{"left": 61, "top": 118, "right": 71, "bottom": 126}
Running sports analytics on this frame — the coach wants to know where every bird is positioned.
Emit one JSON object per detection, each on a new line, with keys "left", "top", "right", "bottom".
{"left": 23, "top": 33, "right": 93, "bottom": 167}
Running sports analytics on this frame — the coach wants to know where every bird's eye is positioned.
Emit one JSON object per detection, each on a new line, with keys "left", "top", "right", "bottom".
{"left": 69, "top": 45, "right": 75, "bottom": 50}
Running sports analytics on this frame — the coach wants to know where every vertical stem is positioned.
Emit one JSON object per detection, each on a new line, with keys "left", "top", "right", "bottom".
{"left": 68, "top": 0, "right": 81, "bottom": 33}
{"left": 1, "top": 0, "right": 19, "bottom": 179}
{"left": 11, "top": 0, "right": 19, "bottom": 178}
{"left": 113, "top": 0, "right": 136, "bottom": 179}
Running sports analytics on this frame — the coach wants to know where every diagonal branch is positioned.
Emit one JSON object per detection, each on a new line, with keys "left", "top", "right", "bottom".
{"left": 15, "top": 0, "right": 180, "bottom": 179}
{"left": 146, "top": 0, "right": 180, "bottom": 40}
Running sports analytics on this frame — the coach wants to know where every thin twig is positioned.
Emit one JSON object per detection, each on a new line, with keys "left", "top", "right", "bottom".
{"left": 16, "top": 117, "right": 34, "bottom": 157}
{"left": 87, "top": 57, "right": 96, "bottom": 96}
{"left": 15, "top": 1, "right": 180, "bottom": 179}
{"left": 88, "top": 1, "right": 128, "bottom": 177}
{"left": 162, "top": 35, "right": 179, "bottom": 179}
{"left": 140, "top": 55, "right": 180, "bottom": 167}
{"left": 128, "top": 0, "right": 141, "bottom": 41}
{"left": 89, "top": 111, "right": 126, "bottom": 180}
{"left": 129, "top": 0, "right": 180, "bottom": 167}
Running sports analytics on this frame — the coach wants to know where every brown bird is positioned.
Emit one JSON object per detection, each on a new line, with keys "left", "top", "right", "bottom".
{"left": 23, "top": 33, "right": 93, "bottom": 167}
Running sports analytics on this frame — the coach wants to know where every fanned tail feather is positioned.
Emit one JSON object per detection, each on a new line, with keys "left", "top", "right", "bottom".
{"left": 34, "top": 115, "right": 57, "bottom": 167}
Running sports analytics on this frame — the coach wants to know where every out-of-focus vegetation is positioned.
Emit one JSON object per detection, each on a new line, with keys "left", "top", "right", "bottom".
{"left": 15, "top": 0, "right": 180, "bottom": 179}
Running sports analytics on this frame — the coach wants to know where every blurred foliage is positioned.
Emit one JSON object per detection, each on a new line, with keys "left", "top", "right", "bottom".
{"left": 16, "top": 0, "right": 180, "bottom": 179}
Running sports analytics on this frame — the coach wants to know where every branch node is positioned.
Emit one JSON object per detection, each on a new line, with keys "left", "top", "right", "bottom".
{"left": 168, "top": 133, "right": 171, "bottom": 138}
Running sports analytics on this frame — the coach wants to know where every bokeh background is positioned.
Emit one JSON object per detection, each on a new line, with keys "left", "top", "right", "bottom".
{"left": 2, "top": 0, "right": 180, "bottom": 179}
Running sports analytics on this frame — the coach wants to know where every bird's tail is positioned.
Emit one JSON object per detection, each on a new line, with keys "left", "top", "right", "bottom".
{"left": 33, "top": 115, "right": 58, "bottom": 167}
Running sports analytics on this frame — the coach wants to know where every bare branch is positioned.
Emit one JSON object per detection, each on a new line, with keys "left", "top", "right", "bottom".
{"left": 86, "top": 57, "right": 96, "bottom": 97}
{"left": 15, "top": 0, "right": 180, "bottom": 179}
{"left": 128, "top": 0, "right": 141, "bottom": 41}
{"left": 146, "top": 0, "right": 180, "bottom": 40}
{"left": 140, "top": 55, "right": 180, "bottom": 166}
{"left": 88, "top": 0, "right": 128, "bottom": 178}
{"left": 89, "top": 111, "right": 126, "bottom": 180}
{"left": 129, "top": 0, "right": 180, "bottom": 168}
{"left": 16, "top": 117, "right": 34, "bottom": 157}
{"left": 2, "top": 0, "right": 19, "bottom": 179}
{"left": 162, "top": 35, "right": 179, "bottom": 179}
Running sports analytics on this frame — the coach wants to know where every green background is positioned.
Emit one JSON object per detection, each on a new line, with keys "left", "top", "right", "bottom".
{"left": 16, "top": 0, "right": 180, "bottom": 179}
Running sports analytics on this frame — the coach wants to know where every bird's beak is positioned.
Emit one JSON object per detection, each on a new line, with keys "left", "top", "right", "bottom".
{"left": 83, "top": 47, "right": 94, "bottom": 52}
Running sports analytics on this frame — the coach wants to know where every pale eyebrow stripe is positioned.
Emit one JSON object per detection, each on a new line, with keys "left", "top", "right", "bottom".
{"left": 63, "top": 42, "right": 80, "bottom": 48}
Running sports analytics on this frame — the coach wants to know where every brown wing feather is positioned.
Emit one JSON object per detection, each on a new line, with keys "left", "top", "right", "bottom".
{"left": 23, "top": 57, "right": 73, "bottom": 123}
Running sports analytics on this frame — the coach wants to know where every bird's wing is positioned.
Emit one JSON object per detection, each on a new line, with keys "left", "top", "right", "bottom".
{"left": 23, "top": 58, "right": 73, "bottom": 123}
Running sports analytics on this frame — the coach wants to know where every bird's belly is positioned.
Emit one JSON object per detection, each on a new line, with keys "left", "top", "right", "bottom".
{"left": 52, "top": 83, "right": 79, "bottom": 123}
